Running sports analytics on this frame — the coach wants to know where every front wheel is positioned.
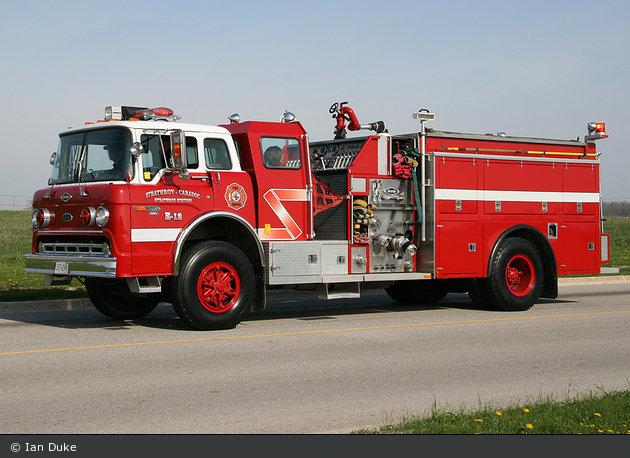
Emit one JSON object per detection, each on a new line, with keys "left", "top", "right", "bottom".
{"left": 485, "top": 238, "right": 543, "bottom": 311}
{"left": 171, "top": 241, "right": 254, "bottom": 330}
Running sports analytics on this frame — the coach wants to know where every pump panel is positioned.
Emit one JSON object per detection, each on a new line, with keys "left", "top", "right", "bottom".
{"left": 366, "top": 178, "right": 416, "bottom": 273}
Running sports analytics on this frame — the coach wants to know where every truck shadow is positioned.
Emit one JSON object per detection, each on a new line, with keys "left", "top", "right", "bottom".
{"left": 243, "top": 292, "right": 574, "bottom": 323}
{"left": 0, "top": 292, "right": 576, "bottom": 331}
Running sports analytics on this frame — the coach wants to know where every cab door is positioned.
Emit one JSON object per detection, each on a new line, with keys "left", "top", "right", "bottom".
{"left": 130, "top": 134, "right": 207, "bottom": 276}
{"left": 255, "top": 135, "right": 311, "bottom": 241}
{"left": 201, "top": 136, "right": 256, "bottom": 226}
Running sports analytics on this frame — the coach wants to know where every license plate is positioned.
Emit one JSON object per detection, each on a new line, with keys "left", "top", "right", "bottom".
{"left": 54, "top": 261, "right": 69, "bottom": 275}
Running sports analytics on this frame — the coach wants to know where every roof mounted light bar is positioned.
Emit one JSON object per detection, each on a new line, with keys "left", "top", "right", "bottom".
{"left": 104, "top": 106, "right": 180, "bottom": 122}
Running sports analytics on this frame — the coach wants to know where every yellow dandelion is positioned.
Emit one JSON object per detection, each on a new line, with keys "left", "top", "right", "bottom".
{"left": 474, "top": 419, "right": 483, "bottom": 422}
{"left": 594, "top": 413, "right": 601, "bottom": 417}
{"left": 523, "top": 408, "right": 530, "bottom": 413}
{"left": 496, "top": 411, "right": 502, "bottom": 416}
{"left": 607, "top": 430, "right": 613, "bottom": 433}
{"left": 598, "top": 429, "right": 604, "bottom": 433}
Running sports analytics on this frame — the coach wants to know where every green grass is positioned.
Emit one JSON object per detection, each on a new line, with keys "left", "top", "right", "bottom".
{"left": 353, "top": 389, "right": 630, "bottom": 434}
{"left": 603, "top": 216, "right": 630, "bottom": 273}
{"left": 0, "top": 210, "right": 87, "bottom": 301}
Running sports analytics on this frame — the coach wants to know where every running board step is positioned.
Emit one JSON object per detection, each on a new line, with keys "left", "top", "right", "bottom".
{"left": 126, "top": 277, "right": 162, "bottom": 294}
{"left": 317, "top": 282, "right": 361, "bottom": 300}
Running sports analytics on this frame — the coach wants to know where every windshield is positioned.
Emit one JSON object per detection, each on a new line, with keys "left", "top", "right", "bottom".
{"left": 51, "top": 128, "right": 133, "bottom": 184}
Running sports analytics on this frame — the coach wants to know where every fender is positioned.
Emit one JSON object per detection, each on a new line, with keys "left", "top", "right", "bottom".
{"left": 172, "top": 210, "right": 265, "bottom": 276}
{"left": 486, "top": 224, "right": 558, "bottom": 299}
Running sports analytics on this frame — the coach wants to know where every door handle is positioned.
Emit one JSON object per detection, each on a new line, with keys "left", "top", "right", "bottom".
{"left": 208, "top": 170, "right": 221, "bottom": 185}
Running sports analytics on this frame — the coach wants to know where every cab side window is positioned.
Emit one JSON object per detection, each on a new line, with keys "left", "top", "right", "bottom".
{"left": 260, "top": 137, "right": 301, "bottom": 169}
{"left": 186, "top": 137, "right": 199, "bottom": 169}
{"left": 204, "top": 138, "right": 231, "bottom": 170}
{"left": 140, "top": 135, "right": 167, "bottom": 181}
{"left": 141, "top": 135, "right": 200, "bottom": 181}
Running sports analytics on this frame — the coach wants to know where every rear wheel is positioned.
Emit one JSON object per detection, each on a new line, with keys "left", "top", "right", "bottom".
{"left": 484, "top": 238, "right": 543, "bottom": 311}
{"left": 85, "top": 278, "right": 160, "bottom": 319}
{"left": 467, "top": 278, "right": 494, "bottom": 309}
{"left": 385, "top": 280, "right": 448, "bottom": 304}
{"left": 171, "top": 241, "right": 254, "bottom": 330}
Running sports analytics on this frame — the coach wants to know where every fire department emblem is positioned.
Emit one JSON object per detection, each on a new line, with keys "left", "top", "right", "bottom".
{"left": 225, "top": 183, "right": 247, "bottom": 210}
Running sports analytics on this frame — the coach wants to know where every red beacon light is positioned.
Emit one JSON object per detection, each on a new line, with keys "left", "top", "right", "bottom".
{"left": 133, "top": 107, "right": 175, "bottom": 120}
{"left": 104, "top": 106, "right": 179, "bottom": 122}
{"left": 585, "top": 122, "right": 608, "bottom": 142}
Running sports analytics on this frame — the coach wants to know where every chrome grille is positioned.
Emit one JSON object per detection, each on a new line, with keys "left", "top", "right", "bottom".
{"left": 39, "top": 242, "right": 110, "bottom": 256}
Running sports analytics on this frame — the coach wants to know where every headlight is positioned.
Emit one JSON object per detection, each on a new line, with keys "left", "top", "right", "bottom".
{"left": 95, "top": 206, "right": 109, "bottom": 227}
{"left": 32, "top": 208, "right": 53, "bottom": 228}
{"left": 80, "top": 207, "right": 96, "bottom": 226}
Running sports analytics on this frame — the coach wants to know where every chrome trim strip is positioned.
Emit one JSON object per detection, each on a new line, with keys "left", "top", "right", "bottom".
{"left": 428, "top": 131, "right": 585, "bottom": 147}
{"left": 34, "top": 230, "right": 105, "bottom": 235}
{"left": 434, "top": 151, "right": 599, "bottom": 165}
{"left": 24, "top": 254, "right": 117, "bottom": 278}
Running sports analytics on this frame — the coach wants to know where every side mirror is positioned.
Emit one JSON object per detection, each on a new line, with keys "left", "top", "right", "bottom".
{"left": 130, "top": 142, "right": 144, "bottom": 157}
{"left": 49, "top": 152, "right": 57, "bottom": 166}
{"left": 170, "top": 130, "right": 187, "bottom": 170}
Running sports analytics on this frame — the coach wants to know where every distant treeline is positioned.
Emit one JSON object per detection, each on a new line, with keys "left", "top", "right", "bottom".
{"left": 603, "top": 200, "right": 630, "bottom": 217}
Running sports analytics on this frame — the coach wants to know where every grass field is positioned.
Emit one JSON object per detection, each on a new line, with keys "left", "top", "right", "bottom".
{"left": 354, "top": 389, "right": 630, "bottom": 434}
{"left": 1, "top": 210, "right": 628, "bottom": 301}
{"left": 604, "top": 215, "right": 630, "bottom": 271}
{"left": 0, "top": 210, "right": 87, "bottom": 301}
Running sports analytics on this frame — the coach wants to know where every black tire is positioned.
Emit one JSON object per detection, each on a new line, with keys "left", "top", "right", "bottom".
{"left": 467, "top": 278, "right": 495, "bottom": 310}
{"left": 385, "top": 280, "right": 448, "bottom": 304}
{"left": 485, "top": 238, "right": 543, "bottom": 311}
{"left": 85, "top": 278, "right": 160, "bottom": 319}
{"left": 171, "top": 241, "right": 254, "bottom": 330}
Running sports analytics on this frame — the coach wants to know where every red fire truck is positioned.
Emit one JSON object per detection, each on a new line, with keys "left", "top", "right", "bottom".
{"left": 25, "top": 103, "right": 609, "bottom": 330}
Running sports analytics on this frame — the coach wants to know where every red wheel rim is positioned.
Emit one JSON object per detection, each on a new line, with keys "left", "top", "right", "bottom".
{"left": 505, "top": 254, "right": 535, "bottom": 297}
{"left": 197, "top": 262, "right": 241, "bottom": 313}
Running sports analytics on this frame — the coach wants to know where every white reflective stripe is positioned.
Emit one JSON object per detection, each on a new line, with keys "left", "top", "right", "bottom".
{"left": 435, "top": 189, "right": 479, "bottom": 201}
{"left": 435, "top": 189, "right": 600, "bottom": 203}
{"left": 131, "top": 228, "right": 180, "bottom": 242}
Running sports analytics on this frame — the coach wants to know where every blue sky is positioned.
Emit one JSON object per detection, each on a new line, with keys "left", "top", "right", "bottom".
{"left": 1, "top": 0, "right": 629, "bottom": 207}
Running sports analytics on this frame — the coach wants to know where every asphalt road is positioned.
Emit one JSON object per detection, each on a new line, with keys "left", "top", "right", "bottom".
{"left": 1, "top": 279, "right": 629, "bottom": 434}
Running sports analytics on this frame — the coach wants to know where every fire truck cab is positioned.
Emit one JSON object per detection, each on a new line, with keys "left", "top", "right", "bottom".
{"left": 25, "top": 104, "right": 609, "bottom": 330}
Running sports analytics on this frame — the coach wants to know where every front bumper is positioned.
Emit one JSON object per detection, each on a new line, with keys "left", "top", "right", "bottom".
{"left": 24, "top": 254, "right": 117, "bottom": 278}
